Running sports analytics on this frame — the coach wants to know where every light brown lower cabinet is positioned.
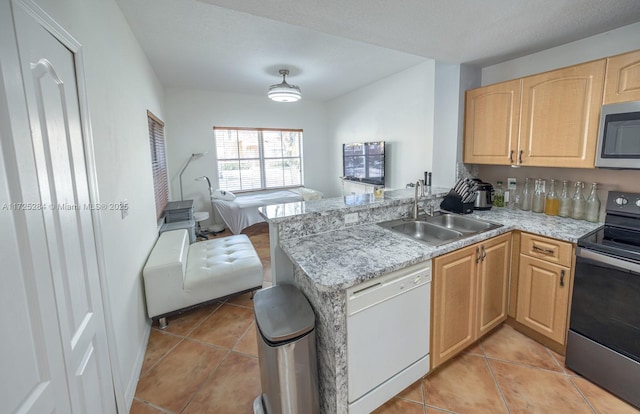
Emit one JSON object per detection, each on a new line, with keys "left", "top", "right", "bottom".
{"left": 516, "top": 254, "right": 572, "bottom": 345}
{"left": 514, "top": 232, "right": 575, "bottom": 348}
{"left": 431, "top": 233, "right": 511, "bottom": 370}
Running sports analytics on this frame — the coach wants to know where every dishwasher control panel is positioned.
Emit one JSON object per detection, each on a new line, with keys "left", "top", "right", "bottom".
{"left": 346, "top": 260, "right": 431, "bottom": 316}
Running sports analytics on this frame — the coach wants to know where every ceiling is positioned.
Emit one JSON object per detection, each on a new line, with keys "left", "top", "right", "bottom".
{"left": 116, "top": 0, "right": 640, "bottom": 101}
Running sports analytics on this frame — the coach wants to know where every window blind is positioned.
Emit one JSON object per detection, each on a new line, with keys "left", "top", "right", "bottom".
{"left": 148, "top": 111, "right": 168, "bottom": 219}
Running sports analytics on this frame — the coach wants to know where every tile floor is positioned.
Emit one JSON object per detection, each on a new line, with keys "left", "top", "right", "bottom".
{"left": 132, "top": 223, "right": 639, "bottom": 414}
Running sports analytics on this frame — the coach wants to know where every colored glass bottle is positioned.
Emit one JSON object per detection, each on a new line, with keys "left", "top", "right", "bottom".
{"left": 544, "top": 179, "right": 559, "bottom": 216}
{"left": 493, "top": 181, "right": 505, "bottom": 207}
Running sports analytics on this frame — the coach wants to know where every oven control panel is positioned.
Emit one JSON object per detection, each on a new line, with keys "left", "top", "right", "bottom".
{"left": 607, "top": 191, "right": 640, "bottom": 216}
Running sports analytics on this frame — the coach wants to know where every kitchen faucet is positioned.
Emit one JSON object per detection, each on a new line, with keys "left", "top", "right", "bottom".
{"left": 412, "top": 179, "right": 425, "bottom": 219}
{"left": 425, "top": 202, "right": 435, "bottom": 217}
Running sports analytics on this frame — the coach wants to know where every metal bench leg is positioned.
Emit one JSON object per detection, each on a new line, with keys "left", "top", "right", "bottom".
{"left": 158, "top": 317, "right": 168, "bottom": 330}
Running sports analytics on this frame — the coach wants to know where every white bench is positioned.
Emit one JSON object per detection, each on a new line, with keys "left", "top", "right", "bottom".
{"left": 142, "top": 229, "right": 263, "bottom": 328}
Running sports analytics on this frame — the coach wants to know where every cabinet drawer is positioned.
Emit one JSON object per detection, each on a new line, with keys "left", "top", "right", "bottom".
{"left": 520, "top": 233, "right": 573, "bottom": 267}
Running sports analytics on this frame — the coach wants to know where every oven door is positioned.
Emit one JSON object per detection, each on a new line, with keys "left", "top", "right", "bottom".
{"left": 595, "top": 101, "right": 640, "bottom": 169}
{"left": 570, "top": 247, "right": 640, "bottom": 362}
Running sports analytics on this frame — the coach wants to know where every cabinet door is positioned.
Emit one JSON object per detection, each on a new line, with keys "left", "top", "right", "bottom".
{"left": 431, "top": 245, "right": 477, "bottom": 369}
{"left": 519, "top": 59, "right": 605, "bottom": 168}
{"left": 604, "top": 49, "right": 640, "bottom": 104}
{"left": 476, "top": 233, "right": 511, "bottom": 337}
{"left": 516, "top": 255, "right": 571, "bottom": 344}
{"left": 463, "top": 79, "right": 521, "bottom": 165}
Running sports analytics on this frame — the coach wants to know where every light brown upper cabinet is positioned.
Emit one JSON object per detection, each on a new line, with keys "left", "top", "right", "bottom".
{"left": 464, "top": 79, "right": 521, "bottom": 165}
{"left": 519, "top": 59, "right": 606, "bottom": 168}
{"left": 464, "top": 59, "right": 606, "bottom": 168}
{"left": 603, "top": 49, "right": 640, "bottom": 104}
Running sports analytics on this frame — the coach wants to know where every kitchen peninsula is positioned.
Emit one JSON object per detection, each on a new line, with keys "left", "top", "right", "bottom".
{"left": 259, "top": 190, "right": 600, "bottom": 414}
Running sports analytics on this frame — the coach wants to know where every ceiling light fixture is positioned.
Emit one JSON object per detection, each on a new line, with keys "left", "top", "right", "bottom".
{"left": 268, "top": 69, "right": 301, "bottom": 102}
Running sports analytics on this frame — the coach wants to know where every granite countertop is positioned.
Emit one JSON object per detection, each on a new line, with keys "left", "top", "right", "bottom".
{"left": 280, "top": 208, "right": 602, "bottom": 292}
{"left": 260, "top": 187, "right": 451, "bottom": 222}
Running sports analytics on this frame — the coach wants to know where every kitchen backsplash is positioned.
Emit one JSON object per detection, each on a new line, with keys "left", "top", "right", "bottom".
{"left": 475, "top": 164, "right": 640, "bottom": 221}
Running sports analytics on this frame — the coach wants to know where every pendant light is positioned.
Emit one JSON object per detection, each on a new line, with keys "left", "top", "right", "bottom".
{"left": 268, "top": 69, "right": 301, "bottom": 102}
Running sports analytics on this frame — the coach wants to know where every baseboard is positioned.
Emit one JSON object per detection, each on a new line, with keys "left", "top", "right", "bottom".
{"left": 124, "top": 319, "right": 152, "bottom": 411}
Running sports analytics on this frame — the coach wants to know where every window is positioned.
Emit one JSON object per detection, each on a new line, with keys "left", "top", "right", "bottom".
{"left": 148, "top": 111, "right": 168, "bottom": 219}
{"left": 214, "top": 127, "right": 303, "bottom": 192}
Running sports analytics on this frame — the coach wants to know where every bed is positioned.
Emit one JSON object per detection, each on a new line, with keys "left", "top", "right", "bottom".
{"left": 212, "top": 187, "right": 322, "bottom": 235}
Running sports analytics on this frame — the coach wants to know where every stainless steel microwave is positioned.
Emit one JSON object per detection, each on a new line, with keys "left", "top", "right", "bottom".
{"left": 595, "top": 101, "right": 640, "bottom": 169}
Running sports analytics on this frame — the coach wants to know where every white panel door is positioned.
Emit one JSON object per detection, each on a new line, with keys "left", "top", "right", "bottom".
{"left": 0, "top": 1, "right": 116, "bottom": 413}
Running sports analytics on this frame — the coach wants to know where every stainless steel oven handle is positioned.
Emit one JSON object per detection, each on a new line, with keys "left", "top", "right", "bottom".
{"left": 577, "top": 247, "right": 640, "bottom": 274}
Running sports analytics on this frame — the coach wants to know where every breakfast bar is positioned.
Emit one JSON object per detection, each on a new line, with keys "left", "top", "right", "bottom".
{"left": 260, "top": 192, "right": 600, "bottom": 413}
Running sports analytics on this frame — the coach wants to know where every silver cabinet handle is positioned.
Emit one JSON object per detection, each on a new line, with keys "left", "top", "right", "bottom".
{"left": 533, "top": 244, "right": 554, "bottom": 255}
{"left": 509, "top": 150, "right": 514, "bottom": 164}
{"left": 560, "top": 269, "right": 565, "bottom": 287}
{"left": 481, "top": 245, "right": 487, "bottom": 261}
{"left": 476, "top": 247, "right": 481, "bottom": 263}
{"left": 519, "top": 150, "right": 523, "bottom": 164}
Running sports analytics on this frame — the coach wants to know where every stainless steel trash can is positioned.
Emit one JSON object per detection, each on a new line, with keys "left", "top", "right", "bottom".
{"left": 253, "top": 284, "right": 319, "bottom": 414}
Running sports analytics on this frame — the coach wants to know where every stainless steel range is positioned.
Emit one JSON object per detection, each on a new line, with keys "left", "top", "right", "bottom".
{"left": 567, "top": 191, "right": 640, "bottom": 409}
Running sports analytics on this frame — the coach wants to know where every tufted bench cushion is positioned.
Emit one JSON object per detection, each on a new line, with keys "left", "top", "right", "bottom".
{"left": 143, "top": 229, "right": 262, "bottom": 320}
{"left": 186, "top": 235, "right": 262, "bottom": 293}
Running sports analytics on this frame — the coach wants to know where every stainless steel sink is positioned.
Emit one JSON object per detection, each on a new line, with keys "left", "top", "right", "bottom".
{"left": 425, "top": 213, "right": 501, "bottom": 233}
{"left": 391, "top": 221, "right": 463, "bottom": 245}
{"left": 378, "top": 219, "right": 463, "bottom": 246}
{"left": 378, "top": 212, "right": 502, "bottom": 246}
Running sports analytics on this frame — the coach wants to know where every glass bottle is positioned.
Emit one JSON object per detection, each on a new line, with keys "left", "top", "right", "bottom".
{"left": 520, "top": 178, "right": 532, "bottom": 211}
{"left": 558, "top": 180, "right": 571, "bottom": 217}
{"left": 509, "top": 187, "right": 521, "bottom": 210}
{"left": 571, "top": 181, "right": 586, "bottom": 220}
{"left": 493, "top": 181, "right": 505, "bottom": 207}
{"left": 544, "top": 179, "right": 559, "bottom": 216}
{"left": 585, "top": 183, "right": 601, "bottom": 222}
{"left": 532, "top": 179, "right": 546, "bottom": 213}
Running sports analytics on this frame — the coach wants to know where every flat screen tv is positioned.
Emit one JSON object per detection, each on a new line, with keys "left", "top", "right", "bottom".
{"left": 342, "top": 141, "right": 385, "bottom": 186}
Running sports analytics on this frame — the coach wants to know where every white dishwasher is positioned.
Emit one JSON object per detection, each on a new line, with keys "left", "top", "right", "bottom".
{"left": 347, "top": 261, "right": 431, "bottom": 414}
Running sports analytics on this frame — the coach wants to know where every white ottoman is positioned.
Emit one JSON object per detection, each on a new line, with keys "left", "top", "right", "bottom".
{"left": 143, "top": 229, "right": 263, "bottom": 328}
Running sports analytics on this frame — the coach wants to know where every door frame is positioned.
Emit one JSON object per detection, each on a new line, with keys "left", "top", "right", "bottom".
{"left": 6, "top": 0, "right": 125, "bottom": 411}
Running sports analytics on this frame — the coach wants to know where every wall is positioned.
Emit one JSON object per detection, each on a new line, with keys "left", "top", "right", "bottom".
{"left": 432, "top": 63, "right": 482, "bottom": 188}
{"left": 164, "top": 88, "right": 329, "bottom": 222}
{"left": 33, "top": 0, "right": 165, "bottom": 409}
{"left": 482, "top": 22, "right": 640, "bottom": 85}
{"left": 326, "top": 61, "right": 438, "bottom": 195}
{"left": 432, "top": 63, "right": 460, "bottom": 188}
{"left": 476, "top": 22, "right": 640, "bottom": 216}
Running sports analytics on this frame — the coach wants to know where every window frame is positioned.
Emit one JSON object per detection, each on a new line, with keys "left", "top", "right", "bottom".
{"left": 148, "top": 111, "right": 168, "bottom": 219}
{"left": 213, "top": 126, "right": 304, "bottom": 193}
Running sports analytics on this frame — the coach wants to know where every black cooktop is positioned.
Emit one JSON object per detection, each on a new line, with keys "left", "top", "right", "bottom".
{"left": 579, "top": 226, "right": 640, "bottom": 263}
{"left": 577, "top": 191, "right": 640, "bottom": 263}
